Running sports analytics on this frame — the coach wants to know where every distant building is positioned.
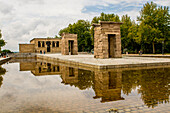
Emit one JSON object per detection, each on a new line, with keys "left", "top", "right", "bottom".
{"left": 19, "top": 38, "right": 61, "bottom": 53}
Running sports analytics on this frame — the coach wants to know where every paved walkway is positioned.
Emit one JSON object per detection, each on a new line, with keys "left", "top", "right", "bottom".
{"left": 37, "top": 54, "right": 170, "bottom": 69}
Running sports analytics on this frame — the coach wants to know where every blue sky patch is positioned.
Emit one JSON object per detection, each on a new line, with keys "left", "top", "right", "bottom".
{"left": 82, "top": 1, "right": 154, "bottom": 14}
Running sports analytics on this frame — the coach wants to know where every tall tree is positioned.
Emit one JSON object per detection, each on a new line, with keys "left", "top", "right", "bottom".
{"left": 137, "top": 2, "right": 169, "bottom": 53}
{"left": 59, "top": 20, "right": 92, "bottom": 52}
{"left": 121, "top": 15, "right": 132, "bottom": 52}
{"left": 0, "top": 30, "right": 1, "bottom": 38}
{"left": 0, "top": 30, "right": 6, "bottom": 52}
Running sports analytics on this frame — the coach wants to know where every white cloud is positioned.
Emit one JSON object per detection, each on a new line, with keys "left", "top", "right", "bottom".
{"left": 154, "top": 0, "right": 170, "bottom": 6}
{"left": 18, "top": 0, "right": 45, "bottom": 4}
{"left": 0, "top": 0, "right": 169, "bottom": 51}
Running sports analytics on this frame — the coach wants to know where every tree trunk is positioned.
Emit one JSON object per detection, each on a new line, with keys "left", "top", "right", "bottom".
{"left": 152, "top": 41, "right": 155, "bottom": 54}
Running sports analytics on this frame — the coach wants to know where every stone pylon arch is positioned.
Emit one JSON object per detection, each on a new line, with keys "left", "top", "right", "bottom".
{"left": 92, "top": 21, "right": 123, "bottom": 59}
{"left": 61, "top": 33, "right": 78, "bottom": 55}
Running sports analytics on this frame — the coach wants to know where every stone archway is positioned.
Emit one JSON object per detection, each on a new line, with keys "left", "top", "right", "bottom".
{"left": 92, "top": 21, "right": 123, "bottom": 59}
{"left": 61, "top": 33, "right": 78, "bottom": 55}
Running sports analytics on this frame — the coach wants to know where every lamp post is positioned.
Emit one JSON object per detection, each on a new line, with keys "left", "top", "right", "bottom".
{"left": 162, "top": 40, "right": 164, "bottom": 55}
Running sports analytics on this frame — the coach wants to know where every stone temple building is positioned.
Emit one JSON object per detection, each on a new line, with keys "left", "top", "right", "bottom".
{"left": 19, "top": 38, "right": 61, "bottom": 53}
{"left": 19, "top": 33, "right": 78, "bottom": 55}
{"left": 20, "top": 21, "right": 122, "bottom": 59}
{"left": 92, "top": 21, "right": 123, "bottom": 59}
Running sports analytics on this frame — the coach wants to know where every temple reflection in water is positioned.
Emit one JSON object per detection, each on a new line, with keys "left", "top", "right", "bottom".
{"left": 93, "top": 70, "right": 124, "bottom": 103}
{"left": 9, "top": 59, "right": 170, "bottom": 108}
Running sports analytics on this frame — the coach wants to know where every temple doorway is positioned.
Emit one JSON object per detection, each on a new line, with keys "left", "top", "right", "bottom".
{"left": 108, "top": 34, "right": 116, "bottom": 58}
{"left": 46, "top": 41, "right": 51, "bottom": 52}
{"left": 69, "top": 40, "right": 74, "bottom": 55}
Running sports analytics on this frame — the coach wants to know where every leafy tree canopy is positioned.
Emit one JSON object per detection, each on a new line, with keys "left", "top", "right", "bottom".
{"left": 1, "top": 49, "right": 13, "bottom": 53}
{"left": 59, "top": 20, "right": 92, "bottom": 52}
{"left": 137, "top": 1, "right": 170, "bottom": 53}
{"left": 57, "top": 2, "right": 169, "bottom": 53}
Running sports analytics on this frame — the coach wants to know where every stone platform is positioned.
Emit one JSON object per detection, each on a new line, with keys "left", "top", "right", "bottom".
{"left": 123, "top": 54, "right": 170, "bottom": 58}
{"left": 36, "top": 54, "right": 170, "bottom": 69}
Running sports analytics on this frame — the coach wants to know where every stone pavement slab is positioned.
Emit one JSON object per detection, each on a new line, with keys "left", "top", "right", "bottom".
{"left": 37, "top": 54, "right": 170, "bottom": 69}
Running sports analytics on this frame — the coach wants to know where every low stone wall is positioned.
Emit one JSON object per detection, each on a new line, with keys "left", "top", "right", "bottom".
{"left": 10, "top": 53, "right": 37, "bottom": 59}
{"left": 123, "top": 54, "right": 170, "bottom": 58}
{"left": 19, "top": 44, "right": 35, "bottom": 53}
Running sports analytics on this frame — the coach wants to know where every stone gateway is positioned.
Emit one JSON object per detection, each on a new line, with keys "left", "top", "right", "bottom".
{"left": 92, "top": 21, "right": 123, "bottom": 59}
{"left": 61, "top": 33, "right": 78, "bottom": 55}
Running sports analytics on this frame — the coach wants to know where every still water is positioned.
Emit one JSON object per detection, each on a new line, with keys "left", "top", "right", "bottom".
{"left": 0, "top": 59, "right": 169, "bottom": 113}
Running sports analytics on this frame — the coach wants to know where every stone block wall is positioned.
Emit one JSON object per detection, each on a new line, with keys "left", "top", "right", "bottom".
{"left": 19, "top": 44, "right": 35, "bottom": 53}
{"left": 61, "top": 33, "right": 78, "bottom": 55}
{"left": 93, "top": 21, "right": 122, "bottom": 59}
{"left": 19, "top": 38, "right": 62, "bottom": 54}
{"left": 30, "top": 38, "right": 61, "bottom": 53}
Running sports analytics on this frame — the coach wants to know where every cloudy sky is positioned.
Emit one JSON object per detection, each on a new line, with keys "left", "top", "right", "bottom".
{"left": 0, "top": 0, "right": 169, "bottom": 52}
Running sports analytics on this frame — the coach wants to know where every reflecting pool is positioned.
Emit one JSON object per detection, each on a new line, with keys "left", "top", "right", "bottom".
{"left": 0, "top": 59, "right": 169, "bottom": 113}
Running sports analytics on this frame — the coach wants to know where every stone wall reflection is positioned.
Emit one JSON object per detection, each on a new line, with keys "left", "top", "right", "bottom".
{"left": 61, "top": 67, "right": 78, "bottom": 85}
{"left": 59, "top": 67, "right": 170, "bottom": 107}
{"left": 19, "top": 60, "right": 61, "bottom": 76}
{"left": 33, "top": 62, "right": 62, "bottom": 76}
{"left": 60, "top": 68, "right": 124, "bottom": 102}
{"left": 93, "top": 70, "right": 124, "bottom": 103}
{"left": 20, "top": 62, "right": 35, "bottom": 71}
{"left": 16, "top": 59, "right": 170, "bottom": 107}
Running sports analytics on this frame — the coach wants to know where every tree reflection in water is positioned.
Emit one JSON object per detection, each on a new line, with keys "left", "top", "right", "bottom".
{"left": 122, "top": 68, "right": 170, "bottom": 108}
{"left": 75, "top": 69, "right": 94, "bottom": 90}
{"left": 61, "top": 66, "right": 170, "bottom": 108}
{"left": 0, "top": 66, "right": 6, "bottom": 88}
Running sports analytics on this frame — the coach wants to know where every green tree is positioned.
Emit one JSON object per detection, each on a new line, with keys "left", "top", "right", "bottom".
{"left": 121, "top": 15, "right": 139, "bottom": 53}
{"left": 137, "top": 2, "right": 169, "bottom": 53}
{"left": 1, "top": 49, "right": 13, "bottom": 53}
{"left": 59, "top": 20, "right": 92, "bottom": 52}
{"left": 127, "top": 21, "right": 140, "bottom": 53}
{"left": 0, "top": 30, "right": 1, "bottom": 38}
{"left": 54, "top": 35, "right": 61, "bottom": 39}
{"left": 156, "top": 6, "right": 170, "bottom": 53}
{"left": 0, "top": 30, "right": 6, "bottom": 52}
